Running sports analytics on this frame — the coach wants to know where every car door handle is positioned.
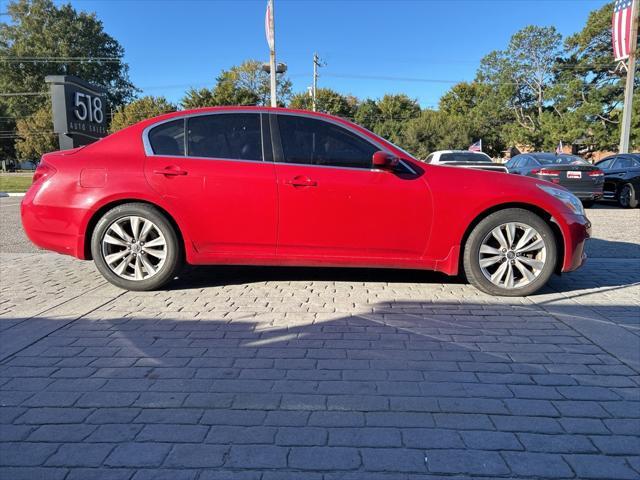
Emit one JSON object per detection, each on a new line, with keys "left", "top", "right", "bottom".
{"left": 285, "top": 176, "right": 317, "bottom": 187}
{"left": 153, "top": 167, "right": 188, "bottom": 176}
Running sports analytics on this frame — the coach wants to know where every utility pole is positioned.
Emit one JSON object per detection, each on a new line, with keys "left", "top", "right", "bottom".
{"left": 619, "top": 0, "right": 639, "bottom": 153}
{"left": 312, "top": 53, "right": 325, "bottom": 112}
{"left": 312, "top": 52, "right": 319, "bottom": 112}
{"left": 267, "top": 0, "right": 277, "bottom": 107}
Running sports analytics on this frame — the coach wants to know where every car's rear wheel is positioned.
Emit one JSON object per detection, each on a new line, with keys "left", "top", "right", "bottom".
{"left": 618, "top": 183, "right": 638, "bottom": 209}
{"left": 463, "top": 209, "right": 557, "bottom": 297}
{"left": 91, "top": 203, "right": 182, "bottom": 291}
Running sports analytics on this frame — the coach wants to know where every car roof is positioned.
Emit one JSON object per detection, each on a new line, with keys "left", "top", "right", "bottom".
{"left": 141, "top": 105, "right": 347, "bottom": 125}
{"left": 600, "top": 153, "right": 640, "bottom": 161}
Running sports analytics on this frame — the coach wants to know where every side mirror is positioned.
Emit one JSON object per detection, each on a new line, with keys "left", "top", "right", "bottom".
{"left": 372, "top": 151, "right": 400, "bottom": 170}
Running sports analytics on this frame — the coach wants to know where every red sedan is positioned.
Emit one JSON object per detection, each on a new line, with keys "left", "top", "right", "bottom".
{"left": 22, "top": 107, "right": 590, "bottom": 296}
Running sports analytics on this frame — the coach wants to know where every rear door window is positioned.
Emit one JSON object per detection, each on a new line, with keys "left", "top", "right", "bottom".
{"left": 187, "top": 113, "right": 263, "bottom": 161}
{"left": 148, "top": 119, "right": 185, "bottom": 156}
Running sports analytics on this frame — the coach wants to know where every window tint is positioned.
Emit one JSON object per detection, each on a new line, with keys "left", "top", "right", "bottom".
{"left": 187, "top": 114, "right": 262, "bottom": 161}
{"left": 439, "top": 152, "right": 491, "bottom": 163}
{"left": 614, "top": 157, "right": 638, "bottom": 169}
{"left": 510, "top": 157, "right": 523, "bottom": 168}
{"left": 538, "top": 155, "right": 588, "bottom": 166}
{"left": 149, "top": 119, "right": 185, "bottom": 156}
{"left": 597, "top": 159, "right": 614, "bottom": 170}
{"left": 277, "top": 115, "right": 378, "bottom": 169}
{"left": 425, "top": 154, "right": 434, "bottom": 163}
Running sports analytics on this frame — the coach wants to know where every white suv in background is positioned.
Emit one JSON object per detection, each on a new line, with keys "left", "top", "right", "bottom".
{"left": 425, "top": 150, "right": 508, "bottom": 173}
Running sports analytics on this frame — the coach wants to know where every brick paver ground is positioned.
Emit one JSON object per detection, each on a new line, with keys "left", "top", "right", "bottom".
{"left": 0, "top": 204, "right": 638, "bottom": 479}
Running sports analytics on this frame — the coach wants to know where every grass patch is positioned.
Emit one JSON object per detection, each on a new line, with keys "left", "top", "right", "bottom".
{"left": 0, "top": 174, "right": 33, "bottom": 192}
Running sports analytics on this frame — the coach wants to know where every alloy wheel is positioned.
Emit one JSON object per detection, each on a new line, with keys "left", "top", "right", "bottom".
{"left": 101, "top": 216, "right": 167, "bottom": 281}
{"left": 620, "top": 185, "right": 631, "bottom": 208}
{"left": 478, "top": 222, "right": 547, "bottom": 290}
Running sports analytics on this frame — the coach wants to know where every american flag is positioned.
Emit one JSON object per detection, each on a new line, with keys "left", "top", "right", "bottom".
{"left": 468, "top": 140, "right": 482, "bottom": 152}
{"left": 612, "top": 0, "right": 636, "bottom": 61}
{"left": 265, "top": 0, "right": 274, "bottom": 51}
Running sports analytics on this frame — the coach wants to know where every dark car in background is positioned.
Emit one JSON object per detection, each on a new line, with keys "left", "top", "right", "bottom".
{"left": 505, "top": 153, "right": 604, "bottom": 206}
{"left": 594, "top": 154, "right": 640, "bottom": 208}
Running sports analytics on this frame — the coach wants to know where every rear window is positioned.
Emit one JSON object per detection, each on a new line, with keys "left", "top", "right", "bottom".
{"left": 538, "top": 155, "right": 588, "bottom": 166}
{"left": 439, "top": 152, "right": 491, "bottom": 163}
{"left": 148, "top": 119, "right": 185, "bottom": 156}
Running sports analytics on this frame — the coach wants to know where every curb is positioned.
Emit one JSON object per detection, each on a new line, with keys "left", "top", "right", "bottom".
{"left": 0, "top": 192, "right": 26, "bottom": 198}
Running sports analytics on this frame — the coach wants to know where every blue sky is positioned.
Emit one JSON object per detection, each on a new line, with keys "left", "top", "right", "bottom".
{"left": 59, "top": 0, "right": 606, "bottom": 108}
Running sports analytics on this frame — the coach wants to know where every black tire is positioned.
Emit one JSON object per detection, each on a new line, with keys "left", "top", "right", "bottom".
{"left": 618, "top": 183, "right": 639, "bottom": 209}
{"left": 581, "top": 200, "right": 595, "bottom": 208}
{"left": 91, "top": 203, "right": 182, "bottom": 291}
{"left": 463, "top": 208, "right": 557, "bottom": 297}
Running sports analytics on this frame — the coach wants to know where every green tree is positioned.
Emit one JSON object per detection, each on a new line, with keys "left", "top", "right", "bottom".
{"left": 553, "top": 2, "right": 639, "bottom": 152}
{"left": 0, "top": 0, "right": 136, "bottom": 159}
{"left": 478, "top": 26, "right": 562, "bottom": 148}
{"left": 376, "top": 94, "right": 421, "bottom": 122}
{"left": 0, "top": 0, "right": 136, "bottom": 117}
{"left": 0, "top": 103, "right": 17, "bottom": 161}
{"left": 207, "top": 60, "right": 292, "bottom": 107}
{"left": 439, "top": 82, "right": 511, "bottom": 156}
{"left": 14, "top": 104, "right": 57, "bottom": 160}
{"left": 401, "top": 110, "right": 473, "bottom": 159}
{"left": 180, "top": 87, "right": 217, "bottom": 109}
{"left": 353, "top": 99, "right": 381, "bottom": 131}
{"left": 109, "top": 96, "right": 176, "bottom": 133}
{"left": 372, "top": 94, "right": 421, "bottom": 145}
{"left": 289, "top": 88, "right": 355, "bottom": 118}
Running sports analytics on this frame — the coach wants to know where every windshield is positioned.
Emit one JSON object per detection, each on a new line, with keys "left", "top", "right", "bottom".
{"left": 439, "top": 152, "right": 491, "bottom": 163}
{"left": 538, "top": 155, "right": 589, "bottom": 166}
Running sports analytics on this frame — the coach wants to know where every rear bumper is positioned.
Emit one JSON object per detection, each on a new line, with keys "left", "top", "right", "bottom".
{"left": 574, "top": 191, "right": 603, "bottom": 201}
{"left": 561, "top": 214, "right": 591, "bottom": 272}
{"left": 21, "top": 185, "right": 89, "bottom": 259}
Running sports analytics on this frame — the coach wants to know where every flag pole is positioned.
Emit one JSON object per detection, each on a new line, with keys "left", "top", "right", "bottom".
{"left": 269, "top": 0, "right": 277, "bottom": 107}
{"left": 619, "top": 0, "right": 639, "bottom": 153}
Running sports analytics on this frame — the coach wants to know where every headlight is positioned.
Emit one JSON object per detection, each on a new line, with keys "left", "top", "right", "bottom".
{"left": 537, "top": 184, "right": 585, "bottom": 216}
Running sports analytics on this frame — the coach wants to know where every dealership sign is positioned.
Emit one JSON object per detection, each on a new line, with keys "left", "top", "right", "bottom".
{"left": 45, "top": 75, "right": 108, "bottom": 150}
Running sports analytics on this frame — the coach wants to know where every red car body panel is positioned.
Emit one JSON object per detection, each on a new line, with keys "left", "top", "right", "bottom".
{"left": 21, "top": 106, "right": 590, "bottom": 276}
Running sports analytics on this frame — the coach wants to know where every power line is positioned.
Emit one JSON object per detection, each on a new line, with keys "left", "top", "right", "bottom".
{"left": 0, "top": 92, "right": 49, "bottom": 97}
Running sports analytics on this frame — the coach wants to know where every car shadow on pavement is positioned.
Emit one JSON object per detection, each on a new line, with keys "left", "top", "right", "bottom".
{"left": 1, "top": 299, "right": 639, "bottom": 478}
{"left": 166, "top": 245, "right": 639, "bottom": 294}
{"left": 168, "top": 265, "right": 464, "bottom": 290}
{"left": 585, "top": 238, "right": 640, "bottom": 261}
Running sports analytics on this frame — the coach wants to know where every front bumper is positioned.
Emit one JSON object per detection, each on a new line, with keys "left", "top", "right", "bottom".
{"left": 561, "top": 213, "right": 591, "bottom": 272}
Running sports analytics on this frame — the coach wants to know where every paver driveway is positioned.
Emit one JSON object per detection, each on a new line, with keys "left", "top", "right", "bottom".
{"left": 1, "top": 200, "right": 639, "bottom": 479}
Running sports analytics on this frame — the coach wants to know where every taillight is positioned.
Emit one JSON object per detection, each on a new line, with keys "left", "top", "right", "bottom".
{"left": 531, "top": 168, "right": 561, "bottom": 184}
{"left": 32, "top": 162, "right": 57, "bottom": 184}
{"left": 588, "top": 169, "right": 604, "bottom": 177}
{"left": 536, "top": 169, "right": 561, "bottom": 176}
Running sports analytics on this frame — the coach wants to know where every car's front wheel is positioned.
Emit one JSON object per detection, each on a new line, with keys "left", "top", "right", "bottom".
{"left": 91, "top": 203, "right": 182, "bottom": 291}
{"left": 463, "top": 208, "right": 557, "bottom": 297}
